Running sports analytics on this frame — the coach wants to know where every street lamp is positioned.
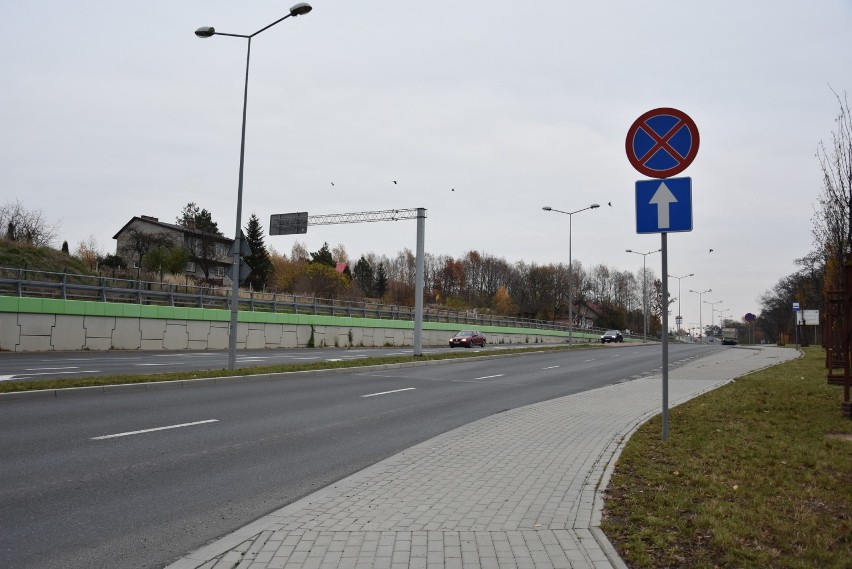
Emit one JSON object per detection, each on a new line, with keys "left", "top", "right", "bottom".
{"left": 196, "top": 3, "right": 313, "bottom": 370}
{"left": 543, "top": 204, "right": 600, "bottom": 346}
{"left": 718, "top": 308, "right": 731, "bottom": 329}
{"left": 626, "top": 248, "right": 661, "bottom": 341}
{"left": 668, "top": 273, "right": 694, "bottom": 339}
{"left": 704, "top": 300, "right": 723, "bottom": 339}
{"left": 689, "top": 288, "right": 712, "bottom": 342}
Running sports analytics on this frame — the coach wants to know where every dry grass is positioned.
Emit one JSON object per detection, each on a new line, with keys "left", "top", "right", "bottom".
{"left": 601, "top": 347, "right": 852, "bottom": 568}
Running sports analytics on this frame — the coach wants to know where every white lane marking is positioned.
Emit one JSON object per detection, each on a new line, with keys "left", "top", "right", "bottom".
{"left": 0, "top": 375, "right": 17, "bottom": 382}
{"left": 13, "top": 370, "right": 100, "bottom": 377}
{"left": 91, "top": 419, "right": 219, "bottom": 440}
{"left": 610, "top": 354, "right": 621, "bottom": 357}
{"left": 24, "top": 366, "right": 80, "bottom": 371}
{"left": 343, "top": 355, "right": 369, "bottom": 359}
{"left": 385, "top": 352, "right": 410, "bottom": 356}
{"left": 583, "top": 359, "right": 595, "bottom": 362}
{"left": 473, "top": 374, "right": 504, "bottom": 380}
{"left": 327, "top": 358, "right": 343, "bottom": 362}
{"left": 361, "top": 388, "right": 416, "bottom": 398}
{"left": 542, "top": 366, "right": 560, "bottom": 370}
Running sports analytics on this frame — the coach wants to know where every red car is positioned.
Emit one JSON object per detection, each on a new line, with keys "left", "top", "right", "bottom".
{"left": 449, "top": 330, "right": 486, "bottom": 348}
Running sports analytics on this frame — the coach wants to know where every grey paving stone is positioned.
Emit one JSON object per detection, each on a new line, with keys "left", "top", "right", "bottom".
{"left": 165, "top": 347, "right": 798, "bottom": 569}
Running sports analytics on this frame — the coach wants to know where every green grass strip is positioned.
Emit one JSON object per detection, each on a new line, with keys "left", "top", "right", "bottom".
{"left": 602, "top": 347, "right": 852, "bottom": 569}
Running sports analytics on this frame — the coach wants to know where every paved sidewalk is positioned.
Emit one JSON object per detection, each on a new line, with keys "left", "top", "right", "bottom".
{"left": 166, "top": 346, "right": 799, "bottom": 569}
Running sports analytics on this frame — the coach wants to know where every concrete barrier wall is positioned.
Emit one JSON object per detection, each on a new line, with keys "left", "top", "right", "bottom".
{"left": 0, "top": 296, "right": 589, "bottom": 352}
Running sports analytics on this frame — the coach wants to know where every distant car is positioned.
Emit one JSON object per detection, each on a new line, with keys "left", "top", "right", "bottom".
{"left": 722, "top": 337, "right": 738, "bottom": 345}
{"left": 600, "top": 330, "right": 624, "bottom": 343}
{"left": 449, "top": 330, "right": 486, "bottom": 348}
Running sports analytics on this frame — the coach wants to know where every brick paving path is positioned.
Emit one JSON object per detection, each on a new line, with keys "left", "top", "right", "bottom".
{"left": 166, "top": 346, "right": 798, "bottom": 569}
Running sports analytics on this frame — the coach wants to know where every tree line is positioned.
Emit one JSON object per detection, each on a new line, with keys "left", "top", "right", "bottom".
{"left": 757, "top": 90, "right": 851, "bottom": 342}
{"left": 11, "top": 90, "right": 851, "bottom": 340}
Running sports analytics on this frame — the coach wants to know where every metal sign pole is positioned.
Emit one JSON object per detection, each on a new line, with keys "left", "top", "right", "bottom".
{"left": 661, "top": 232, "right": 670, "bottom": 442}
{"left": 414, "top": 208, "right": 426, "bottom": 356}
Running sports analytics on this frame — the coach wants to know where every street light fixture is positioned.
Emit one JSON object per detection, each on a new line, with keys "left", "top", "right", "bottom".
{"left": 668, "top": 273, "right": 694, "bottom": 339}
{"left": 542, "top": 204, "right": 600, "bottom": 346}
{"left": 626, "top": 248, "right": 661, "bottom": 341}
{"left": 689, "top": 288, "right": 712, "bottom": 342}
{"left": 196, "top": 3, "right": 313, "bottom": 370}
{"left": 704, "top": 300, "right": 723, "bottom": 339}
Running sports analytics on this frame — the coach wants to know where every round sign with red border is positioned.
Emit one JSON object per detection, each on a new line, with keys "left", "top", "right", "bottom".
{"left": 626, "top": 107, "right": 699, "bottom": 178}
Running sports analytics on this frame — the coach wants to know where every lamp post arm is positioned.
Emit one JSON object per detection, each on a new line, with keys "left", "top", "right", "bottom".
{"left": 251, "top": 11, "right": 295, "bottom": 37}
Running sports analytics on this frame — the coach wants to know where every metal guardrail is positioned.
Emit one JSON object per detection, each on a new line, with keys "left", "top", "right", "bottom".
{"left": 0, "top": 266, "right": 624, "bottom": 336}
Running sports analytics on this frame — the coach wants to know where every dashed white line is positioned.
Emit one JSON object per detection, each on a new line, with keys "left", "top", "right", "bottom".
{"left": 473, "top": 374, "right": 504, "bottom": 380}
{"left": 542, "top": 366, "right": 560, "bottom": 370}
{"left": 91, "top": 419, "right": 219, "bottom": 440}
{"left": 24, "top": 366, "right": 79, "bottom": 371}
{"left": 361, "top": 388, "right": 416, "bottom": 398}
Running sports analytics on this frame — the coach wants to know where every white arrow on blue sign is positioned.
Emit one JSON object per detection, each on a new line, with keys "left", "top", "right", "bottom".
{"left": 635, "top": 177, "right": 692, "bottom": 234}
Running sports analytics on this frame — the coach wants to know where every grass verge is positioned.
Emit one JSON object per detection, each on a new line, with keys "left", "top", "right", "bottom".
{"left": 601, "top": 347, "right": 852, "bottom": 569}
{"left": 0, "top": 344, "right": 601, "bottom": 394}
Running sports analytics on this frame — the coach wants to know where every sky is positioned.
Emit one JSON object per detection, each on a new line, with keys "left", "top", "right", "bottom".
{"left": 2, "top": 0, "right": 851, "bottom": 332}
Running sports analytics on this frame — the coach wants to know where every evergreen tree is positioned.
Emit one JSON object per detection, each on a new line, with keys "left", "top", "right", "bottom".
{"left": 353, "top": 256, "right": 374, "bottom": 296}
{"left": 176, "top": 202, "right": 221, "bottom": 235}
{"left": 244, "top": 213, "right": 274, "bottom": 290}
{"left": 309, "top": 242, "right": 336, "bottom": 268}
{"left": 374, "top": 262, "right": 388, "bottom": 298}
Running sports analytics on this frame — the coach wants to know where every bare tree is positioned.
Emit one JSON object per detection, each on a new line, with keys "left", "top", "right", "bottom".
{"left": 125, "top": 228, "right": 174, "bottom": 280}
{"left": 812, "top": 89, "right": 852, "bottom": 292}
{"left": 75, "top": 235, "right": 104, "bottom": 271}
{"left": 0, "top": 199, "right": 60, "bottom": 247}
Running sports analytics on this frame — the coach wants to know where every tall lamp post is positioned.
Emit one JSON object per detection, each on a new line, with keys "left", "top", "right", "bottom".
{"left": 689, "top": 288, "right": 712, "bottom": 342}
{"left": 626, "top": 248, "right": 661, "bottom": 341}
{"left": 704, "top": 300, "right": 723, "bottom": 339}
{"left": 543, "top": 204, "right": 600, "bottom": 346}
{"left": 195, "top": 3, "right": 313, "bottom": 370}
{"left": 668, "top": 273, "right": 694, "bottom": 339}
{"left": 718, "top": 308, "right": 731, "bottom": 329}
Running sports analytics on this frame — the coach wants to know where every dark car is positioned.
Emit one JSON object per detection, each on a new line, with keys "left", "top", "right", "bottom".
{"left": 600, "top": 330, "right": 624, "bottom": 343}
{"left": 721, "top": 337, "right": 738, "bottom": 345}
{"left": 449, "top": 330, "right": 486, "bottom": 348}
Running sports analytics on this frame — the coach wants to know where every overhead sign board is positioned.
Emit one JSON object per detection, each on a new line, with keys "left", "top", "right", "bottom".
{"left": 626, "top": 108, "right": 700, "bottom": 178}
{"left": 635, "top": 177, "right": 692, "bottom": 234}
{"left": 792, "top": 302, "right": 800, "bottom": 312}
{"left": 270, "top": 212, "right": 308, "bottom": 236}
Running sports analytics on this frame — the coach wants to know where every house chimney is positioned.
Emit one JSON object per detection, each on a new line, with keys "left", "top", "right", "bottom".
{"left": 140, "top": 215, "right": 159, "bottom": 222}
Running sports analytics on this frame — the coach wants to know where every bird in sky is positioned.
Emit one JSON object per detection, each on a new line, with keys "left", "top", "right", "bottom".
{"left": 392, "top": 180, "right": 397, "bottom": 185}
{"left": 451, "top": 188, "right": 455, "bottom": 192}
{"left": 709, "top": 249, "right": 714, "bottom": 253}
{"left": 330, "top": 182, "right": 334, "bottom": 186}
{"left": 608, "top": 202, "right": 612, "bottom": 206}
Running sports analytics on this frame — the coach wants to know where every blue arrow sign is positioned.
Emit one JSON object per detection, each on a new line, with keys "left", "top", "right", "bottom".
{"left": 635, "top": 177, "right": 692, "bottom": 233}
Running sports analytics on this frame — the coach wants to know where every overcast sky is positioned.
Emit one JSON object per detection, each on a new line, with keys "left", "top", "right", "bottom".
{"left": 3, "top": 1, "right": 851, "bottom": 331}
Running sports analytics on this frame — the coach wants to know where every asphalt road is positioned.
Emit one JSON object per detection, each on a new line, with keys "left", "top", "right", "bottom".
{"left": 0, "top": 344, "right": 527, "bottom": 382}
{"left": 0, "top": 343, "right": 721, "bottom": 569}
